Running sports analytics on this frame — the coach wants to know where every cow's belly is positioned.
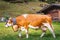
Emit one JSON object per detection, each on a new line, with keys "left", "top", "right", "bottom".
{"left": 28, "top": 25, "right": 39, "bottom": 29}
{"left": 21, "top": 27, "right": 26, "bottom": 31}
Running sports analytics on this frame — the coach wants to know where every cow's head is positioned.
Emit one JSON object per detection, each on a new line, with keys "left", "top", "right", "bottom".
{"left": 5, "top": 17, "right": 13, "bottom": 27}
{"left": 5, "top": 17, "right": 18, "bottom": 32}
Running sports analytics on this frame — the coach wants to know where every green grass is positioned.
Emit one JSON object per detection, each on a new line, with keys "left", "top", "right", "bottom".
{"left": 0, "top": 22, "right": 60, "bottom": 40}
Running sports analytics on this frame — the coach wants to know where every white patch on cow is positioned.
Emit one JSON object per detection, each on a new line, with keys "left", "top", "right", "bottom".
{"left": 41, "top": 26, "right": 47, "bottom": 31}
{"left": 28, "top": 25, "right": 39, "bottom": 29}
{"left": 43, "top": 23, "right": 56, "bottom": 38}
{"left": 5, "top": 23, "right": 12, "bottom": 27}
{"left": 40, "top": 32, "right": 45, "bottom": 38}
{"left": 21, "top": 27, "right": 26, "bottom": 31}
{"left": 22, "top": 14, "right": 28, "bottom": 18}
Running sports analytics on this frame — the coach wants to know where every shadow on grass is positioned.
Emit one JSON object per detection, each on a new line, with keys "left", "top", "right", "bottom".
{"left": 0, "top": 33, "right": 60, "bottom": 40}
{"left": 15, "top": 34, "right": 60, "bottom": 40}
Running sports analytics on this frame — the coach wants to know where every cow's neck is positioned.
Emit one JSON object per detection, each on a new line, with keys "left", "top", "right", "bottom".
{"left": 12, "top": 18, "right": 16, "bottom": 25}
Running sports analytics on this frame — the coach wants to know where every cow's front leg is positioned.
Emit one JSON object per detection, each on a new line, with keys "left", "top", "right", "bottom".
{"left": 19, "top": 26, "right": 29, "bottom": 38}
{"left": 25, "top": 29, "right": 28, "bottom": 38}
{"left": 18, "top": 28, "right": 22, "bottom": 38}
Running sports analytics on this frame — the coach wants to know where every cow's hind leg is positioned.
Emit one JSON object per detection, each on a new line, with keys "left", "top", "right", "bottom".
{"left": 40, "top": 26, "right": 47, "bottom": 38}
{"left": 40, "top": 32, "right": 46, "bottom": 38}
{"left": 43, "top": 23, "right": 56, "bottom": 38}
{"left": 25, "top": 29, "right": 28, "bottom": 38}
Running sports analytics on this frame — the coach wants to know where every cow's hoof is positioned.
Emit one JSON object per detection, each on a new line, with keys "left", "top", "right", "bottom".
{"left": 54, "top": 36, "right": 56, "bottom": 39}
{"left": 18, "top": 36, "right": 20, "bottom": 38}
{"left": 18, "top": 36, "right": 22, "bottom": 38}
{"left": 26, "top": 37, "right": 28, "bottom": 38}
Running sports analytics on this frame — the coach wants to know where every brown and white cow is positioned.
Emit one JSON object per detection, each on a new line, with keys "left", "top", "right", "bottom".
{"left": 5, "top": 14, "right": 56, "bottom": 38}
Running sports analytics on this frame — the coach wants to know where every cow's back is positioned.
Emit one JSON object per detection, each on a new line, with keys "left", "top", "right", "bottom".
{"left": 15, "top": 14, "right": 52, "bottom": 27}
{"left": 26, "top": 14, "right": 52, "bottom": 26}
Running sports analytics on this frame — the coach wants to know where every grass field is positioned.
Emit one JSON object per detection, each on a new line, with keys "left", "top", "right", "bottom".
{"left": 0, "top": 22, "right": 60, "bottom": 40}
{"left": 0, "top": 1, "right": 48, "bottom": 17}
